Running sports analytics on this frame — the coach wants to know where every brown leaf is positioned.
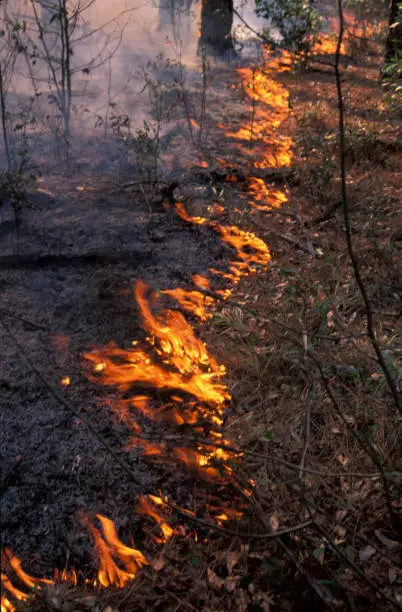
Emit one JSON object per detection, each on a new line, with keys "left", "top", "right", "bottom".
{"left": 208, "top": 568, "right": 224, "bottom": 591}
{"left": 224, "top": 576, "right": 240, "bottom": 593}
{"left": 374, "top": 529, "right": 400, "bottom": 549}
{"left": 359, "top": 545, "right": 376, "bottom": 562}
{"left": 269, "top": 512, "right": 280, "bottom": 532}
{"left": 152, "top": 555, "right": 165, "bottom": 572}
{"left": 226, "top": 551, "right": 241, "bottom": 574}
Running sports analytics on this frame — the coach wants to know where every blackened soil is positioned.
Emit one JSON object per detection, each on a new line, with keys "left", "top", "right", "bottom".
{"left": 0, "top": 174, "right": 229, "bottom": 577}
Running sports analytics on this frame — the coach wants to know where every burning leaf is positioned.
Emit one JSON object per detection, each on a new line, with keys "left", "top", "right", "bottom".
{"left": 137, "top": 495, "right": 173, "bottom": 543}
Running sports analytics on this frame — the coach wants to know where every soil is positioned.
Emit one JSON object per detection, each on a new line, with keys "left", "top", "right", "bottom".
{"left": 0, "top": 173, "right": 229, "bottom": 576}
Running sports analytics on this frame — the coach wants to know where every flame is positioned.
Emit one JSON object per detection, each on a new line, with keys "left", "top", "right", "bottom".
{"left": 161, "top": 288, "right": 214, "bottom": 321}
{"left": 1, "top": 46, "right": 297, "bottom": 610}
{"left": 84, "top": 514, "right": 147, "bottom": 588}
{"left": 224, "top": 53, "right": 293, "bottom": 169}
{"left": 174, "top": 203, "right": 271, "bottom": 284}
{"left": 1, "top": 513, "right": 148, "bottom": 610}
{"left": 192, "top": 274, "right": 211, "bottom": 292}
{"left": 137, "top": 496, "right": 174, "bottom": 542}
{"left": 313, "top": 34, "right": 346, "bottom": 56}
{"left": 248, "top": 178, "right": 289, "bottom": 210}
{"left": 1, "top": 550, "right": 52, "bottom": 612}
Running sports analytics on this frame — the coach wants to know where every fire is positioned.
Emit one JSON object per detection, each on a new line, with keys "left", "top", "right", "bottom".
{"left": 248, "top": 178, "right": 289, "bottom": 210}
{"left": 137, "top": 495, "right": 174, "bottom": 543}
{"left": 84, "top": 514, "right": 147, "bottom": 588}
{"left": 162, "top": 288, "right": 214, "bottom": 321}
{"left": 2, "top": 45, "right": 296, "bottom": 611}
{"left": 1, "top": 549, "right": 52, "bottom": 612}
{"left": 1, "top": 514, "right": 148, "bottom": 609}
{"left": 174, "top": 202, "right": 271, "bottom": 284}
{"left": 192, "top": 274, "right": 211, "bottom": 292}
{"left": 224, "top": 53, "right": 293, "bottom": 169}
{"left": 313, "top": 34, "right": 346, "bottom": 56}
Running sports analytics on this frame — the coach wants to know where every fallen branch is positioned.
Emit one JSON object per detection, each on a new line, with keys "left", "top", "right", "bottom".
{"left": 304, "top": 201, "right": 342, "bottom": 226}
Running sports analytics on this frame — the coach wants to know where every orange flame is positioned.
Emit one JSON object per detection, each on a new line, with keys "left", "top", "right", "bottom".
{"left": 84, "top": 514, "right": 147, "bottom": 588}
{"left": 1, "top": 549, "right": 52, "bottom": 612}
{"left": 161, "top": 288, "right": 214, "bottom": 320}
{"left": 137, "top": 496, "right": 174, "bottom": 542}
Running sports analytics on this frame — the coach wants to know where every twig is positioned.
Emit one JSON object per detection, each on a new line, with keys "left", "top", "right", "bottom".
{"left": 249, "top": 494, "right": 336, "bottom": 609}
{"left": 299, "top": 397, "right": 312, "bottom": 480}
{"left": 0, "top": 308, "right": 48, "bottom": 330}
{"left": 161, "top": 435, "right": 396, "bottom": 480}
{"left": 310, "top": 512, "right": 402, "bottom": 610}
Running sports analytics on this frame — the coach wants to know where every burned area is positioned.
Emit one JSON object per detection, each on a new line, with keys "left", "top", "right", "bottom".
{"left": 0, "top": 172, "right": 233, "bottom": 576}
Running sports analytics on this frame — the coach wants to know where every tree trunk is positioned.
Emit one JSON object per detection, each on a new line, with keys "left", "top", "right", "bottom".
{"left": 386, "top": 0, "right": 402, "bottom": 61}
{"left": 198, "top": 0, "right": 237, "bottom": 60}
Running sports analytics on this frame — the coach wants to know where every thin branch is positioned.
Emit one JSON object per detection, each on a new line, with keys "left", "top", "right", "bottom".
{"left": 311, "top": 512, "right": 402, "bottom": 611}
{"left": 335, "top": 0, "right": 401, "bottom": 417}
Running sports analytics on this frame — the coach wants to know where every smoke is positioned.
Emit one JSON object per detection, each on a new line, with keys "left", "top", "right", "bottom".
{"left": 0, "top": 0, "right": 266, "bottom": 176}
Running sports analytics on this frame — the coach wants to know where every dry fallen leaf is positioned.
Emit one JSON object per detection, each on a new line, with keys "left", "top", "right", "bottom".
{"left": 226, "top": 551, "right": 241, "bottom": 574}
{"left": 359, "top": 545, "right": 376, "bottom": 562}
{"left": 374, "top": 529, "right": 400, "bottom": 549}
{"left": 208, "top": 567, "right": 224, "bottom": 591}
{"left": 152, "top": 555, "right": 165, "bottom": 572}
{"left": 270, "top": 511, "right": 280, "bottom": 532}
{"left": 224, "top": 576, "right": 240, "bottom": 592}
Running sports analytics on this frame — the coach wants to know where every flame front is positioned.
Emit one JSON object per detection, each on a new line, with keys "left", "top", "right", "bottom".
{"left": 2, "top": 42, "right": 302, "bottom": 612}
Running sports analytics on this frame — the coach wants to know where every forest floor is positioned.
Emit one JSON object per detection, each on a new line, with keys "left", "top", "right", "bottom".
{"left": 1, "top": 14, "right": 401, "bottom": 612}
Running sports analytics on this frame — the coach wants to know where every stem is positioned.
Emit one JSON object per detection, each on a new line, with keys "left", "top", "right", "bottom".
{"left": 0, "top": 64, "right": 12, "bottom": 171}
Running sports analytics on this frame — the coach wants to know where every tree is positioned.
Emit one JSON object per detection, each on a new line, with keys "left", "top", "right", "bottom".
{"left": 158, "top": 0, "right": 193, "bottom": 38}
{"left": 254, "top": 0, "right": 321, "bottom": 59}
{"left": 386, "top": 0, "right": 402, "bottom": 61}
{"left": 198, "top": 0, "right": 237, "bottom": 60}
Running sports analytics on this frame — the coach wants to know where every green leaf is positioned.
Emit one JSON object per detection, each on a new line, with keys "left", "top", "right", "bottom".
{"left": 261, "top": 431, "right": 273, "bottom": 441}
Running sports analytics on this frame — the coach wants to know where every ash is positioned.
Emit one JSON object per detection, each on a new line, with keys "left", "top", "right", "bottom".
{"left": 0, "top": 175, "right": 227, "bottom": 576}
